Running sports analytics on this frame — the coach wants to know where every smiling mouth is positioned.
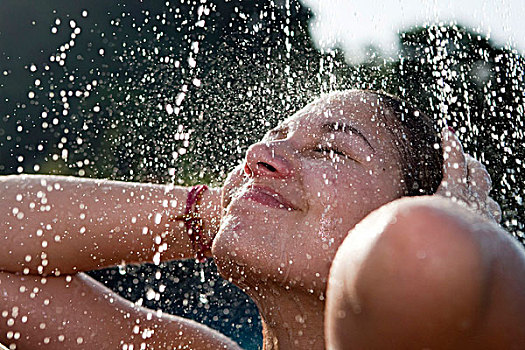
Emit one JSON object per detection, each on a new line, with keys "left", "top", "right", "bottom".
{"left": 241, "top": 185, "right": 296, "bottom": 210}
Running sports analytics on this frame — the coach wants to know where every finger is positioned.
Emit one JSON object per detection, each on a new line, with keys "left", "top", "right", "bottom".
{"left": 465, "top": 155, "right": 491, "bottom": 199}
{"left": 441, "top": 127, "right": 467, "bottom": 187}
{"left": 487, "top": 197, "right": 502, "bottom": 223}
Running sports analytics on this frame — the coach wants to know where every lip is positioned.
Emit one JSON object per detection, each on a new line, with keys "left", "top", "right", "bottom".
{"left": 240, "top": 185, "right": 296, "bottom": 210}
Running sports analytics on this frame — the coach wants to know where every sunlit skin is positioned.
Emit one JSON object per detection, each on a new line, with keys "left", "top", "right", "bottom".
{"left": 1, "top": 90, "right": 524, "bottom": 350}
{"left": 213, "top": 92, "right": 408, "bottom": 348}
{"left": 326, "top": 196, "right": 525, "bottom": 350}
{"left": 216, "top": 93, "right": 407, "bottom": 287}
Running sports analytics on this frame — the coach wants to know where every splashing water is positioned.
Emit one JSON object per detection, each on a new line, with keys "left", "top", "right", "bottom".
{"left": 1, "top": 1, "right": 524, "bottom": 349}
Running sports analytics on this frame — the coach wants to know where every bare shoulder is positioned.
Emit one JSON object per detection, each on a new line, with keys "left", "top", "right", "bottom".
{"left": 0, "top": 271, "right": 242, "bottom": 350}
{"left": 326, "top": 196, "right": 525, "bottom": 350}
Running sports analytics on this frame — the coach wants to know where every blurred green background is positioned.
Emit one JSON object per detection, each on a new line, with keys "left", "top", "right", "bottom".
{"left": 1, "top": 1, "right": 524, "bottom": 348}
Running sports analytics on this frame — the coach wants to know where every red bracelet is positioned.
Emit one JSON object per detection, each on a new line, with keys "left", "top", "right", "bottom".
{"left": 174, "top": 184, "right": 210, "bottom": 262}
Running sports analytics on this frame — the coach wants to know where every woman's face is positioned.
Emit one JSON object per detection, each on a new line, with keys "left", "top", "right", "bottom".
{"left": 213, "top": 92, "right": 406, "bottom": 295}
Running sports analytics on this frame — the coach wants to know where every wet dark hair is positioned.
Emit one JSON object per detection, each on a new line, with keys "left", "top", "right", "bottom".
{"left": 364, "top": 90, "right": 443, "bottom": 196}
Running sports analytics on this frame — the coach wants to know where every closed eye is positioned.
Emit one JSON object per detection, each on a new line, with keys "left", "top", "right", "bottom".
{"left": 314, "top": 146, "right": 348, "bottom": 159}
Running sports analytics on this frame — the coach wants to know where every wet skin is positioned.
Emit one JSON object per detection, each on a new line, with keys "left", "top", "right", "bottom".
{"left": 213, "top": 91, "right": 413, "bottom": 349}
{"left": 214, "top": 91, "right": 407, "bottom": 294}
{"left": 2, "top": 90, "right": 523, "bottom": 350}
{"left": 214, "top": 90, "right": 525, "bottom": 350}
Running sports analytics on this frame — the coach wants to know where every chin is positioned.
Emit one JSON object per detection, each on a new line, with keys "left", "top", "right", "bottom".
{"left": 212, "top": 215, "right": 244, "bottom": 281}
{"left": 213, "top": 199, "right": 335, "bottom": 294}
{"left": 212, "top": 212, "right": 265, "bottom": 291}
{"left": 212, "top": 213, "right": 285, "bottom": 292}
{"left": 213, "top": 219, "right": 329, "bottom": 298}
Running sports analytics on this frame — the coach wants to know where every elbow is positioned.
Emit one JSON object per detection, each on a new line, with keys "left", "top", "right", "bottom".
{"left": 326, "top": 197, "right": 491, "bottom": 349}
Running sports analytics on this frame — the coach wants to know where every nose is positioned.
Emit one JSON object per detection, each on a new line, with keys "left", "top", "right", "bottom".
{"left": 244, "top": 142, "right": 294, "bottom": 179}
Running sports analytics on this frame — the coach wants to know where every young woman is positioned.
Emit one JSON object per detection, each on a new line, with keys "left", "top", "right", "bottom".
{"left": 1, "top": 90, "right": 523, "bottom": 349}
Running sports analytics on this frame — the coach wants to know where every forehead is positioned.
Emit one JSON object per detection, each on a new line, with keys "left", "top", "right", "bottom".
{"left": 281, "top": 92, "right": 388, "bottom": 131}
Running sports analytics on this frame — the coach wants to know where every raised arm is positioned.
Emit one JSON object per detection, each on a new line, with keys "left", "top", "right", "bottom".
{"left": 325, "top": 129, "right": 525, "bottom": 348}
{"left": 0, "top": 175, "right": 221, "bottom": 275}
{"left": 326, "top": 196, "right": 525, "bottom": 349}
{"left": 0, "top": 175, "right": 237, "bottom": 348}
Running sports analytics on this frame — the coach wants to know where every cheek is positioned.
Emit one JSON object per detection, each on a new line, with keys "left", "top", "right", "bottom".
{"left": 303, "top": 161, "right": 357, "bottom": 202}
{"left": 304, "top": 163, "right": 377, "bottom": 212}
{"left": 303, "top": 164, "right": 401, "bottom": 237}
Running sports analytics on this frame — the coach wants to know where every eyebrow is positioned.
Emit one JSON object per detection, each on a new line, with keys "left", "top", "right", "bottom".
{"left": 321, "top": 122, "right": 375, "bottom": 152}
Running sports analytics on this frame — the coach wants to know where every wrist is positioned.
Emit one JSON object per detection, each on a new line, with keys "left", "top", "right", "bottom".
{"left": 174, "top": 185, "right": 221, "bottom": 261}
{"left": 168, "top": 185, "right": 221, "bottom": 261}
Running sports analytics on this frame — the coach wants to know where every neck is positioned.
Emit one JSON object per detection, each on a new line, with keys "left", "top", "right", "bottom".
{"left": 248, "top": 285, "right": 326, "bottom": 350}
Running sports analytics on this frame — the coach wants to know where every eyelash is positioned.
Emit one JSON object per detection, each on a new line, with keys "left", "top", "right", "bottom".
{"left": 314, "top": 146, "right": 348, "bottom": 159}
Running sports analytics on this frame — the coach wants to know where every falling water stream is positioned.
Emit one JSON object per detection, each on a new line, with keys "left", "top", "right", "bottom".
{"left": 1, "top": 1, "right": 524, "bottom": 349}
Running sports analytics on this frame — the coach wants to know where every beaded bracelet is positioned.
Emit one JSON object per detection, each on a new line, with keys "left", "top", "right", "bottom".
{"left": 174, "top": 184, "right": 210, "bottom": 262}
